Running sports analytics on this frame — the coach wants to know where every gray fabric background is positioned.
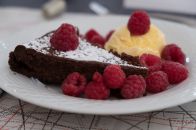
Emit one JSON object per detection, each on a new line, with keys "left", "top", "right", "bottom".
{"left": 0, "top": 0, "right": 195, "bottom": 19}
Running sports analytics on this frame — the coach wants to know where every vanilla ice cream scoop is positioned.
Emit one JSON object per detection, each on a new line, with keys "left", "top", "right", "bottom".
{"left": 104, "top": 24, "right": 166, "bottom": 57}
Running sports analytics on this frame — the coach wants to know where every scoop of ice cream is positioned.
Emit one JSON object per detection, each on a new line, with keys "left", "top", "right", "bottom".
{"left": 104, "top": 24, "right": 166, "bottom": 57}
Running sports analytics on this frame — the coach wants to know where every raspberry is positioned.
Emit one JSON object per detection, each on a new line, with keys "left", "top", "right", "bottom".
{"left": 93, "top": 72, "right": 103, "bottom": 82}
{"left": 90, "top": 35, "right": 105, "bottom": 48}
{"left": 146, "top": 71, "right": 169, "bottom": 93}
{"left": 121, "top": 75, "right": 146, "bottom": 99}
{"left": 85, "top": 72, "right": 110, "bottom": 100}
{"left": 103, "top": 65, "right": 126, "bottom": 89}
{"left": 139, "top": 54, "right": 162, "bottom": 73}
{"left": 64, "top": 72, "right": 86, "bottom": 86}
{"left": 85, "top": 29, "right": 100, "bottom": 42}
{"left": 127, "top": 10, "right": 150, "bottom": 35}
{"left": 50, "top": 23, "right": 79, "bottom": 51}
{"left": 61, "top": 72, "right": 87, "bottom": 96}
{"left": 105, "top": 30, "right": 114, "bottom": 41}
{"left": 84, "top": 29, "right": 105, "bottom": 48}
{"left": 62, "top": 84, "right": 82, "bottom": 96}
{"left": 162, "top": 61, "right": 188, "bottom": 84}
{"left": 161, "top": 44, "right": 186, "bottom": 64}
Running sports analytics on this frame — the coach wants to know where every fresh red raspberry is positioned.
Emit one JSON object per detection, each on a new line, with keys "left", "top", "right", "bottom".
{"left": 84, "top": 29, "right": 105, "bottom": 48}
{"left": 90, "top": 35, "right": 106, "bottom": 48}
{"left": 50, "top": 23, "right": 79, "bottom": 51}
{"left": 127, "top": 10, "right": 150, "bottom": 35}
{"left": 139, "top": 54, "right": 162, "bottom": 73}
{"left": 61, "top": 72, "right": 87, "bottom": 96}
{"left": 85, "top": 29, "right": 100, "bottom": 42}
{"left": 103, "top": 65, "right": 126, "bottom": 89}
{"left": 105, "top": 30, "right": 114, "bottom": 41}
{"left": 162, "top": 61, "right": 188, "bottom": 84}
{"left": 146, "top": 71, "right": 169, "bottom": 93}
{"left": 64, "top": 72, "right": 86, "bottom": 86}
{"left": 121, "top": 75, "right": 146, "bottom": 99}
{"left": 161, "top": 44, "right": 186, "bottom": 64}
{"left": 92, "top": 72, "right": 103, "bottom": 82}
{"left": 62, "top": 84, "right": 82, "bottom": 96}
{"left": 85, "top": 72, "right": 110, "bottom": 100}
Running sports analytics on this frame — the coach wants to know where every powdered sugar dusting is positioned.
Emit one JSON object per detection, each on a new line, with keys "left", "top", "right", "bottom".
{"left": 24, "top": 33, "right": 144, "bottom": 68}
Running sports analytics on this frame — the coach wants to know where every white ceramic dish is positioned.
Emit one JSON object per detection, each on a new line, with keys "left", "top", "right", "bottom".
{"left": 0, "top": 15, "right": 196, "bottom": 115}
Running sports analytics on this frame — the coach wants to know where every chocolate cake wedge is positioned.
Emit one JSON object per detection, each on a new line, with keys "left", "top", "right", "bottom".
{"left": 8, "top": 32, "right": 148, "bottom": 84}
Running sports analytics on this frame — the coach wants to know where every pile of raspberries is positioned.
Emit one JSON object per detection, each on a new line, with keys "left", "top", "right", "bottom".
{"left": 61, "top": 43, "right": 188, "bottom": 100}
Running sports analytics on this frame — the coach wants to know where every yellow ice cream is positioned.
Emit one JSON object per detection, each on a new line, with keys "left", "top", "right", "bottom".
{"left": 104, "top": 24, "right": 166, "bottom": 57}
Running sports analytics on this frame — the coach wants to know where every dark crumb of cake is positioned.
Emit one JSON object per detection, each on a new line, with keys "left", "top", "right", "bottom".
{"left": 110, "top": 50, "right": 140, "bottom": 66}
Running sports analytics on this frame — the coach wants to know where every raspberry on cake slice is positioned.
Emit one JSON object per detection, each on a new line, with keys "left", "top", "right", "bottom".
{"left": 50, "top": 23, "right": 79, "bottom": 51}
{"left": 8, "top": 23, "right": 148, "bottom": 84}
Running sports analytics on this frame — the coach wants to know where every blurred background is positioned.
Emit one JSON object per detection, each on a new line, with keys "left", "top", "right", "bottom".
{"left": 0, "top": 0, "right": 195, "bottom": 40}
{"left": 0, "top": 0, "right": 196, "bottom": 16}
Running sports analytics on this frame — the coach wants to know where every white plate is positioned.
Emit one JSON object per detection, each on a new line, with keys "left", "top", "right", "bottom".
{"left": 0, "top": 15, "right": 196, "bottom": 115}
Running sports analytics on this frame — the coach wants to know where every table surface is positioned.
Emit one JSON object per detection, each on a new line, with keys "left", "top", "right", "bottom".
{"left": 0, "top": 8, "right": 196, "bottom": 130}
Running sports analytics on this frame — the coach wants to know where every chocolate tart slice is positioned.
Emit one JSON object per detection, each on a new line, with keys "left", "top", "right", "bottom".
{"left": 8, "top": 32, "right": 148, "bottom": 84}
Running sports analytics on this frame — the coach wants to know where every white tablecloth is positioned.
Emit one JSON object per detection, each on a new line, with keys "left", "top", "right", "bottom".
{"left": 0, "top": 7, "right": 196, "bottom": 130}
